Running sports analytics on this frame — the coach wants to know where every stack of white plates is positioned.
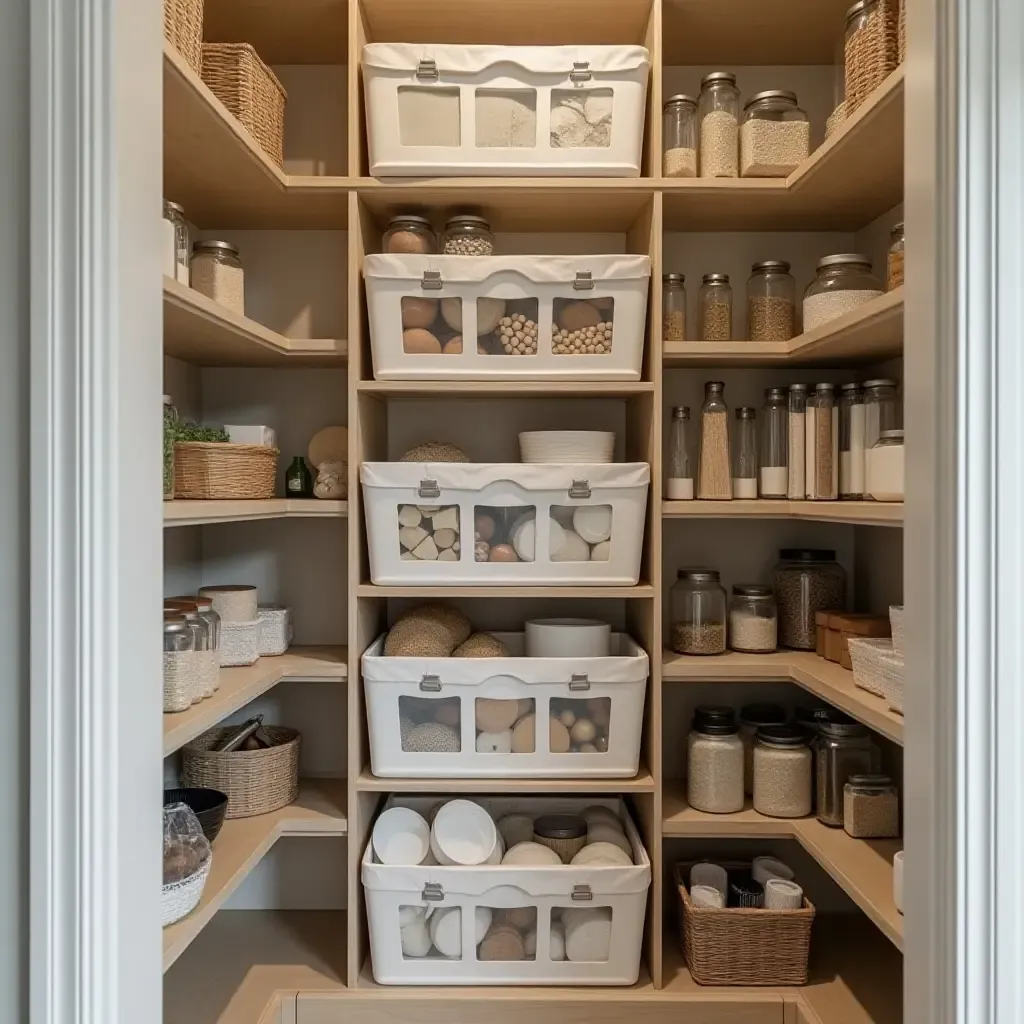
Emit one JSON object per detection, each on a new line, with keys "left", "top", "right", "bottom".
{"left": 518, "top": 431, "right": 615, "bottom": 464}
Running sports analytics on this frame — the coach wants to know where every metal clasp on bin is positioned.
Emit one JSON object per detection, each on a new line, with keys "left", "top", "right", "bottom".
{"left": 569, "top": 61, "right": 592, "bottom": 84}
{"left": 573, "top": 271, "right": 594, "bottom": 291}
{"left": 418, "top": 479, "right": 440, "bottom": 498}
{"left": 419, "top": 675, "right": 442, "bottom": 692}
{"left": 421, "top": 270, "right": 443, "bottom": 291}
{"left": 422, "top": 882, "right": 445, "bottom": 901}
{"left": 568, "top": 480, "right": 592, "bottom": 499}
{"left": 569, "top": 674, "right": 591, "bottom": 691}
{"left": 416, "top": 58, "right": 439, "bottom": 81}
{"left": 571, "top": 884, "right": 594, "bottom": 901}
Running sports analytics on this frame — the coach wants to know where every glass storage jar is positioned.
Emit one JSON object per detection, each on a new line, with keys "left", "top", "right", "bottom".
{"left": 699, "top": 273, "right": 732, "bottom": 341}
{"left": 844, "top": 0, "right": 895, "bottom": 117}
{"left": 166, "top": 602, "right": 212, "bottom": 702}
{"left": 802, "top": 254, "right": 884, "bottom": 332}
{"left": 843, "top": 773, "right": 899, "bottom": 837}
{"left": 747, "top": 260, "right": 796, "bottom": 342}
{"left": 383, "top": 214, "right": 437, "bottom": 255}
{"left": 729, "top": 584, "right": 778, "bottom": 655}
{"left": 732, "top": 406, "right": 758, "bottom": 499}
{"left": 442, "top": 215, "right": 495, "bottom": 255}
{"left": 838, "top": 383, "right": 867, "bottom": 499}
{"left": 191, "top": 596, "right": 222, "bottom": 688}
{"left": 863, "top": 378, "right": 900, "bottom": 450}
{"left": 738, "top": 702, "right": 786, "bottom": 795}
{"left": 162, "top": 615, "right": 194, "bottom": 714}
{"left": 753, "top": 725, "right": 813, "bottom": 818}
{"left": 666, "top": 405, "right": 694, "bottom": 500}
{"left": 760, "top": 386, "right": 789, "bottom": 497}
{"left": 663, "top": 94, "right": 698, "bottom": 178}
{"left": 773, "top": 548, "right": 847, "bottom": 650}
{"left": 697, "top": 381, "right": 732, "bottom": 500}
{"left": 787, "top": 383, "right": 808, "bottom": 499}
{"left": 887, "top": 221, "right": 905, "bottom": 289}
{"left": 191, "top": 240, "right": 245, "bottom": 316}
{"left": 663, "top": 273, "right": 686, "bottom": 342}
{"left": 163, "top": 200, "right": 190, "bottom": 284}
{"left": 866, "top": 429, "right": 905, "bottom": 501}
{"left": 740, "top": 91, "right": 810, "bottom": 178}
{"left": 671, "top": 568, "right": 727, "bottom": 655}
{"left": 806, "top": 382, "right": 838, "bottom": 500}
{"left": 163, "top": 395, "right": 178, "bottom": 501}
{"left": 815, "top": 716, "right": 881, "bottom": 826}
{"left": 698, "top": 72, "right": 740, "bottom": 178}
{"left": 687, "top": 706, "right": 744, "bottom": 814}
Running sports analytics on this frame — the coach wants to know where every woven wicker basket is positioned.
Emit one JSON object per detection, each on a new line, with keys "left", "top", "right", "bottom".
{"left": 675, "top": 862, "right": 815, "bottom": 986}
{"left": 201, "top": 43, "right": 288, "bottom": 167}
{"left": 844, "top": 1, "right": 897, "bottom": 116}
{"left": 173, "top": 442, "right": 278, "bottom": 500}
{"left": 825, "top": 101, "right": 847, "bottom": 141}
{"left": 163, "top": 0, "right": 204, "bottom": 76}
{"left": 183, "top": 725, "right": 300, "bottom": 818}
{"left": 898, "top": 0, "right": 906, "bottom": 62}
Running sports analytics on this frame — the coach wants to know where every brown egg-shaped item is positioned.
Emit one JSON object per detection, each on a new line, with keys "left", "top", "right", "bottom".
{"left": 558, "top": 301, "right": 602, "bottom": 333}
{"left": 549, "top": 716, "right": 571, "bottom": 753}
{"left": 387, "top": 230, "right": 434, "bottom": 255}
{"left": 488, "top": 544, "right": 519, "bottom": 563}
{"left": 443, "top": 335, "right": 463, "bottom": 354}
{"left": 403, "top": 328, "right": 443, "bottom": 354}
{"left": 401, "top": 297, "right": 439, "bottom": 330}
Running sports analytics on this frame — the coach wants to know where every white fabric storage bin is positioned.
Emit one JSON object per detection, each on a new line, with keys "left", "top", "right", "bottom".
{"left": 361, "top": 461, "right": 650, "bottom": 585}
{"left": 364, "top": 254, "right": 650, "bottom": 381}
{"left": 362, "top": 44, "right": 650, "bottom": 177}
{"left": 362, "top": 633, "right": 648, "bottom": 778}
{"left": 363, "top": 795, "right": 650, "bottom": 985}
{"left": 257, "top": 604, "right": 293, "bottom": 657}
{"left": 219, "top": 619, "right": 260, "bottom": 667}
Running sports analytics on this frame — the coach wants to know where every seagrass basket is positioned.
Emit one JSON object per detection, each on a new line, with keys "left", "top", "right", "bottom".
{"left": 173, "top": 442, "right": 278, "bottom": 500}
{"left": 163, "top": 0, "right": 203, "bottom": 76}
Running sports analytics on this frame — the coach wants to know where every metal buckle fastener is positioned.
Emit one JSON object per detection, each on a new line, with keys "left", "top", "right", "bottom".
{"left": 568, "top": 479, "right": 592, "bottom": 499}
{"left": 573, "top": 271, "right": 594, "bottom": 291}
{"left": 569, "top": 674, "right": 591, "bottom": 691}
{"left": 418, "top": 479, "right": 440, "bottom": 498}
{"left": 416, "top": 58, "right": 439, "bottom": 81}
{"left": 422, "top": 882, "right": 445, "bottom": 901}
{"left": 421, "top": 270, "right": 443, "bottom": 291}
{"left": 571, "top": 884, "right": 594, "bottom": 901}
{"left": 419, "top": 675, "right": 442, "bottom": 692}
{"left": 569, "top": 61, "right": 592, "bottom": 84}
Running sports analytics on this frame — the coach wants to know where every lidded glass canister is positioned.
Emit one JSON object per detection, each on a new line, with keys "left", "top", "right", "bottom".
{"left": 442, "top": 215, "right": 495, "bottom": 255}
{"left": 732, "top": 406, "right": 758, "bottom": 499}
{"left": 699, "top": 273, "right": 733, "bottom": 341}
{"left": 760, "top": 386, "right": 789, "bottom": 498}
{"left": 747, "top": 260, "right": 796, "bottom": 342}
{"left": 663, "top": 94, "right": 698, "bottom": 178}
{"left": 671, "top": 568, "right": 728, "bottom": 656}
{"left": 698, "top": 72, "right": 740, "bottom": 178}
{"left": 163, "top": 200, "right": 190, "bottom": 284}
{"left": 663, "top": 273, "right": 686, "bottom": 342}
{"left": 815, "top": 716, "right": 881, "bottom": 826}
{"left": 739, "top": 91, "right": 810, "bottom": 178}
{"left": 838, "top": 383, "right": 866, "bottom": 499}
{"left": 383, "top": 214, "right": 437, "bottom": 255}
{"left": 863, "top": 378, "right": 900, "bottom": 450}
{"left": 806, "top": 382, "right": 838, "bottom": 500}
{"left": 803, "top": 254, "right": 884, "bottom": 331}
{"left": 666, "top": 405, "right": 694, "bottom": 500}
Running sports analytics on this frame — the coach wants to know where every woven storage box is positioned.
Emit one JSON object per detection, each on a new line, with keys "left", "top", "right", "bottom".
{"left": 847, "top": 637, "right": 894, "bottom": 697}
{"left": 201, "top": 43, "right": 287, "bottom": 167}
{"left": 889, "top": 604, "right": 905, "bottom": 656}
{"left": 220, "top": 619, "right": 261, "bottom": 667}
{"left": 675, "top": 862, "right": 814, "bottom": 986}
{"left": 162, "top": 859, "right": 210, "bottom": 926}
{"left": 163, "top": 0, "right": 203, "bottom": 76}
{"left": 258, "top": 605, "right": 293, "bottom": 657}
{"left": 183, "top": 725, "right": 299, "bottom": 818}
{"left": 173, "top": 442, "right": 278, "bottom": 500}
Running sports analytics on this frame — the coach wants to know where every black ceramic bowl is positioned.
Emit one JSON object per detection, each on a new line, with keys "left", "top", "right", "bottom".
{"left": 164, "top": 787, "right": 229, "bottom": 843}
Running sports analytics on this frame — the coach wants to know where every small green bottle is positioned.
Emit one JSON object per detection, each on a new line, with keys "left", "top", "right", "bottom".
{"left": 285, "top": 456, "right": 313, "bottom": 498}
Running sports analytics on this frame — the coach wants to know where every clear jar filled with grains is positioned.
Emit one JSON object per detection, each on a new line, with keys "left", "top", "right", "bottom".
{"left": 887, "top": 221, "right": 905, "bottom": 289}
{"left": 191, "top": 596, "right": 221, "bottom": 691}
{"left": 729, "top": 584, "right": 778, "bottom": 655}
{"left": 732, "top": 406, "right": 758, "bottom": 499}
{"left": 191, "top": 240, "right": 245, "bottom": 315}
{"left": 671, "top": 568, "right": 727, "bottom": 656}
{"left": 687, "top": 706, "right": 744, "bottom": 813}
{"left": 803, "top": 254, "right": 884, "bottom": 331}
{"left": 666, "top": 405, "right": 694, "bottom": 500}
{"left": 698, "top": 72, "right": 740, "bottom": 178}
{"left": 787, "top": 383, "right": 808, "bottom": 500}
{"left": 166, "top": 602, "right": 213, "bottom": 702}
{"left": 844, "top": 0, "right": 896, "bottom": 117}
{"left": 863, "top": 378, "right": 900, "bottom": 450}
{"left": 442, "top": 215, "right": 495, "bottom": 256}
{"left": 760, "top": 386, "right": 789, "bottom": 498}
{"left": 663, "top": 274, "right": 686, "bottom": 342}
{"left": 740, "top": 91, "right": 810, "bottom": 178}
{"left": 163, "top": 200, "right": 190, "bottom": 284}
{"left": 163, "top": 615, "right": 194, "bottom": 713}
{"left": 663, "top": 94, "right": 698, "bottom": 178}
{"left": 738, "top": 703, "right": 786, "bottom": 795}
{"left": 747, "top": 260, "right": 796, "bottom": 342}
{"left": 843, "top": 773, "right": 899, "bottom": 837}
{"left": 383, "top": 214, "right": 437, "bottom": 255}
{"left": 697, "top": 380, "right": 732, "bottom": 500}
{"left": 699, "top": 273, "right": 733, "bottom": 341}
{"left": 753, "top": 725, "right": 813, "bottom": 818}
{"left": 163, "top": 395, "right": 178, "bottom": 500}
{"left": 806, "top": 382, "right": 838, "bottom": 500}
{"left": 839, "top": 383, "right": 867, "bottom": 499}
{"left": 773, "top": 548, "right": 847, "bottom": 650}
{"left": 815, "top": 717, "right": 881, "bottom": 826}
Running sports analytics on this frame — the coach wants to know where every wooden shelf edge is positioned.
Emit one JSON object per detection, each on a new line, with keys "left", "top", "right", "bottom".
{"left": 357, "top": 583, "right": 655, "bottom": 598}
{"left": 355, "top": 765, "right": 656, "bottom": 793}
{"left": 663, "top": 499, "right": 903, "bottom": 526}
{"left": 356, "top": 379, "right": 656, "bottom": 396}
{"left": 164, "top": 499, "right": 348, "bottom": 527}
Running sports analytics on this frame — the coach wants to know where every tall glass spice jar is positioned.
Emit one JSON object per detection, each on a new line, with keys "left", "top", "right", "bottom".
{"left": 738, "top": 703, "right": 787, "bottom": 795}
{"left": 739, "top": 91, "right": 810, "bottom": 178}
{"left": 747, "top": 261, "right": 796, "bottom": 341}
{"left": 663, "top": 274, "right": 686, "bottom": 342}
{"left": 698, "top": 72, "right": 741, "bottom": 178}
{"left": 697, "top": 381, "right": 732, "bottom": 499}
{"left": 163, "top": 394, "right": 178, "bottom": 501}
{"left": 666, "top": 405, "right": 694, "bottom": 500}
{"left": 887, "top": 221, "right": 905, "bottom": 289}
{"left": 838, "top": 383, "right": 867, "bottom": 499}
{"left": 687, "top": 706, "right": 744, "bottom": 813}
{"left": 729, "top": 585, "right": 778, "bottom": 655}
{"left": 760, "top": 386, "right": 789, "bottom": 498}
{"left": 442, "top": 215, "right": 495, "bottom": 255}
{"left": 163, "top": 200, "right": 190, "bottom": 284}
{"left": 786, "top": 383, "right": 808, "bottom": 499}
{"left": 805, "top": 383, "right": 838, "bottom": 500}
{"left": 815, "top": 717, "right": 881, "bottom": 826}
{"left": 753, "top": 725, "right": 813, "bottom": 818}
{"left": 663, "top": 94, "right": 698, "bottom": 178}
{"left": 671, "top": 569, "right": 728, "bottom": 655}
{"left": 863, "top": 378, "right": 900, "bottom": 451}
{"left": 383, "top": 214, "right": 437, "bottom": 254}
{"left": 191, "top": 240, "right": 245, "bottom": 316}
{"left": 163, "top": 615, "right": 194, "bottom": 713}
{"left": 699, "top": 274, "right": 733, "bottom": 341}
{"left": 773, "top": 548, "right": 847, "bottom": 650}
{"left": 732, "top": 406, "right": 758, "bottom": 498}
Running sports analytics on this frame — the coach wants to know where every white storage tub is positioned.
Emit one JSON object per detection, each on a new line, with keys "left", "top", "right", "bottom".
{"left": 362, "top": 633, "right": 648, "bottom": 777}
{"left": 362, "top": 44, "right": 650, "bottom": 177}
{"left": 361, "top": 461, "right": 650, "bottom": 585}
{"left": 364, "top": 254, "right": 651, "bottom": 381}
{"left": 363, "top": 795, "right": 650, "bottom": 985}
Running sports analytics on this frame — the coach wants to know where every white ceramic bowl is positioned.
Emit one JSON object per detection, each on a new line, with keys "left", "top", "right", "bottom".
{"left": 430, "top": 799, "right": 498, "bottom": 866}
{"left": 525, "top": 618, "right": 611, "bottom": 658}
{"left": 372, "top": 806, "right": 431, "bottom": 865}
{"left": 518, "top": 430, "right": 615, "bottom": 464}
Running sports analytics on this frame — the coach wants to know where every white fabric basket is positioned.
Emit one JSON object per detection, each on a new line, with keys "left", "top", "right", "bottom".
{"left": 161, "top": 860, "right": 210, "bottom": 927}
{"left": 362, "top": 633, "right": 648, "bottom": 778}
{"left": 360, "top": 461, "right": 650, "bottom": 585}
{"left": 362, "top": 795, "right": 650, "bottom": 985}
{"left": 258, "top": 604, "right": 293, "bottom": 657}
{"left": 364, "top": 254, "right": 650, "bottom": 381}
{"left": 362, "top": 44, "right": 650, "bottom": 177}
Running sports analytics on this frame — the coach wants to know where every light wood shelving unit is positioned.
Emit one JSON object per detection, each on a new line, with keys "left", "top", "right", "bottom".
{"left": 160, "top": 0, "right": 909, "bottom": 1019}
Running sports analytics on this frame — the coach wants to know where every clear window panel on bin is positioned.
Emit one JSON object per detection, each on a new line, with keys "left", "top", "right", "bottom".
{"left": 478, "top": 906, "right": 538, "bottom": 961}
{"left": 474, "top": 505, "right": 536, "bottom": 563}
{"left": 550, "top": 504, "right": 612, "bottom": 561}
{"left": 398, "top": 87, "right": 461, "bottom": 147}
{"left": 551, "top": 298, "right": 614, "bottom": 355}
{"left": 400, "top": 905, "right": 463, "bottom": 960}
{"left": 475, "top": 89, "right": 538, "bottom": 148}
{"left": 400, "top": 696, "right": 462, "bottom": 753}
{"left": 402, "top": 296, "right": 463, "bottom": 356}
{"left": 550, "top": 89, "right": 613, "bottom": 148}
{"left": 476, "top": 697, "right": 535, "bottom": 753}
{"left": 478, "top": 299, "right": 539, "bottom": 357}
{"left": 551, "top": 697, "right": 611, "bottom": 753}
{"left": 551, "top": 906, "right": 613, "bottom": 962}
{"left": 398, "top": 504, "right": 461, "bottom": 562}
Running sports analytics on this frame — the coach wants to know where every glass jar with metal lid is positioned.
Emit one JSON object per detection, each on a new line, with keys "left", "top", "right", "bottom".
{"left": 838, "top": 383, "right": 866, "bottom": 499}
{"left": 729, "top": 584, "right": 778, "bottom": 655}
{"left": 753, "top": 724, "right": 813, "bottom": 818}
{"left": 666, "top": 405, "right": 694, "bottom": 500}
{"left": 442, "top": 215, "right": 495, "bottom": 255}
{"left": 663, "top": 273, "right": 686, "bottom": 342}
{"left": 663, "top": 94, "right": 698, "bottom": 178}
{"left": 699, "top": 273, "right": 732, "bottom": 341}
{"left": 383, "top": 214, "right": 437, "bottom": 255}
{"left": 162, "top": 615, "right": 194, "bottom": 713}
{"left": 806, "top": 382, "right": 838, "bottom": 500}
{"left": 887, "top": 221, "right": 905, "bottom": 289}
{"left": 740, "top": 91, "right": 810, "bottom": 178}
{"left": 773, "top": 548, "right": 846, "bottom": 650}
{"left": 863, "top": 378, "right": 900, "bottom": 449}
{"left": 842, "top": 773, "right": 899, "bottom": 837}
{"left": 164, "top": 602, "right": 212, "bottom": 702}
{"left": 844, "top": 0, "right": 895, "bottom": 117}
{"left": 738, "top": 703, "right": 786, "bottom": 794}
{"left": 866, "top": 428, "right": 905, "bottom": 501}
{"left": 732, "top": 406, "right": 758, "bottom": 498}
{"left": 802, "top": 254, "right": 884, "bottom": 332}
{"left": 168, "top": 594, "right": 221, "bottom": 689}
{"left": 815, "top": 716, "right": 881, "bottom": 826}
{"left": 687, "top": 706, "right": 744, "bottom": 814}
{"left": 163, "top": 200, "right": 190, "bottom": 284}
{"left": 760, "top": 386, "right": 789, "bottom": 498}
{"left": 190, "top": 240, "right": 245, "bottom": 315}
{"left": 670, "top": 568, "right": 728, "bottom": 656}
{"left": 698, "top": 72, "right": 740, "bottom": 178}
{"left": 747, "top": 260, "right": 796, "bottom": 342}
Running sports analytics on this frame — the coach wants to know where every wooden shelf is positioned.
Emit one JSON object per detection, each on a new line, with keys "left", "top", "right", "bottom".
{"left": 663, "top": 785, "right": 903, "bottom": 952}
{"left": 163, "top": 277, "right": 347, "bottom": 367}
{"left": 163, "top": 646, "right": 347, "bottom": 757}
{"left": 163, "top": 778, "right": 347, "bottom": 973}
{"left": 357, "top": 583, "right": 656, "bottom": 599}
{"left": 202, "top": 0, "right": 348, "bottom": 65}
{"left": 663, "top": 499, "right": 903, "bottom": 526}
{"left": 662, "top": 650, "right": 904, "bottom": 745}
{"left": 357, "top": 379, "right": 656, "bottom": 398}
{"left": 355, "top": 765, "right": 656, "bottom": 793}
{"left": 164, "top": 499, "right": 347, "bottom": 528}
{"left": 663, "top": 289, "right": 904, "bottom": 367}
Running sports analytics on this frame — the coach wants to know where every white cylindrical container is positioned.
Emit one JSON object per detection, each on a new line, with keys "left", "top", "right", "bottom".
{"left": 764, "top": 878, "right": 804, "bottom": 910}
{"left": 198, "top": 584, "right": 258, "bottom": 623}
{"left": 525, "top": 619, "right": 611, "bottom": 658}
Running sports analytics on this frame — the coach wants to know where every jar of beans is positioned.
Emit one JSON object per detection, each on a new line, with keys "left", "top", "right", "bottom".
{"left": 753, "top": 725, "right": 813, "bottom": 819}
{"left": 383, "top": 214, "right": 437, "bottom": 254}
{"left": 442, "top": 215, "right": 495, "bottom": 255}
{"left": 729, "top": 584, "right": 778, "bottom": 654}
{"left": 843, "top": 773, "right": 900, "bottom": 837}
{"left": 747, "top": 261, "right": 796, "bottom": 342}
{"left": 671, "top": 568, "right": 727, "bottom": 655}
{"left": 663, "top": 94, "right": 698, "bottom": 178}
{"left": 773, "top": 548, "right": 846, "bottom": 650}
{"left": 738, "top": 702, "right": 786, "bottom": 795}
{"left": 739, "top": 91, "right": 810, "bottom": 178}
{"left": 699, "top": 273, "right": 733, "bottom": 341}
{"left": 698, "top": 72, "right": 740, "bottom": 178}
{"left": 663, "top": 273, "right": 686, "bottom": 342}
{"left": 687, "top": 706, "right": 744, "bottom": 814}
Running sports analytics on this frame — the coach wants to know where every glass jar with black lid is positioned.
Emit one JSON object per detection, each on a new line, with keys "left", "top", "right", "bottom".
{"left": 670, "top": 568, "right": 728, "bottom": 655}
{"left": 687, "top": 706, "right": 744, "bottom": 814}
{"left": 753, "top": 724, "right": 813, "bottom": 818}
{"left": 815, "top": 715, "right": 881, "bottom": 826}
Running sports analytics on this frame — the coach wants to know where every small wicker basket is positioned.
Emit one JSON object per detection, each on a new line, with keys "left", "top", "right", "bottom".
{"left": 173, "top": 442, "right": 279, "bottom": 500}
{"left": 162, "top": 858, "right": 210, "bottom": 926}
{"left": 183, "top": 725, "right": 300, "bottom": 818}
{"left": 163, "top": 0, "right": 204, "bottom": 76}
{"left": 675, "top": 862, "right": 815, "bottom": 986}
{"left": 898, "top": 0, "right": 906, "bottom": 62}
{"left": 201, "top": 43, "right": 288, "bottom": 167}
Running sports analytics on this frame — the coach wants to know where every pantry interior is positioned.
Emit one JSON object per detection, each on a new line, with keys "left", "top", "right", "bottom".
{"left": 160, "top": 0, "right": 913, "bottom": 1021}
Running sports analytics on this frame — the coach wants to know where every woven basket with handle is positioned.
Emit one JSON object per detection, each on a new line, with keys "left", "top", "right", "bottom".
{"left": 201, "top": 43, "right": 288, "bottom": 167}
{"left": 163, "top": 0, "right": 204, "bottom": 76}
{"left": 173, "top": 442, "right": 278, "bottom": 500}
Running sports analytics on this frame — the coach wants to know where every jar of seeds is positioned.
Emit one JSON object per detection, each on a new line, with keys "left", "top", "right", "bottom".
{"left": 442, "top": 215, "right": 495, "bottom": 255}
{"left": 843, "top": 774, "right": 899, "bottom": 837}
{"left": 663, "top": 273, "right": 686, "bottom": 342}
{"left": 699, "top": 273, "right": 733, "bottom": 341}
{"left": 803, "top": 254, "right": 883, "bottom": 331}
{"left": 753, "top": 725, "right": 813, "bottom": 818}
{"left": 740, "top": 91, "right": 810, "bottom": 177}
{"left": 663, "top": 94, "right": 698, "bottom": 178}
{"left": 698, "top": 72, "right": 740, "bottom": 178}
{"left": 773, "top": 548, "right": 847, "bottom": 649}
{"left": 671, "top": 568, "right": 727, "bottom": 655}
{"left": 687, "top": 706, "right": 744, "bottom": 813}
{"left": 747, "top": 260, "right": 796, "bottom": 341}
{"left": 815, "top": 716, "right": 880, "bottom": 826}
{"left": 729, "top": 585, "right": 778, "bottom": 654}
{"left": 191, "top": 240, "right": 245, "bottom": 315}
{"left": 738, "top": 702, "right": 787, "bottom": 795}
